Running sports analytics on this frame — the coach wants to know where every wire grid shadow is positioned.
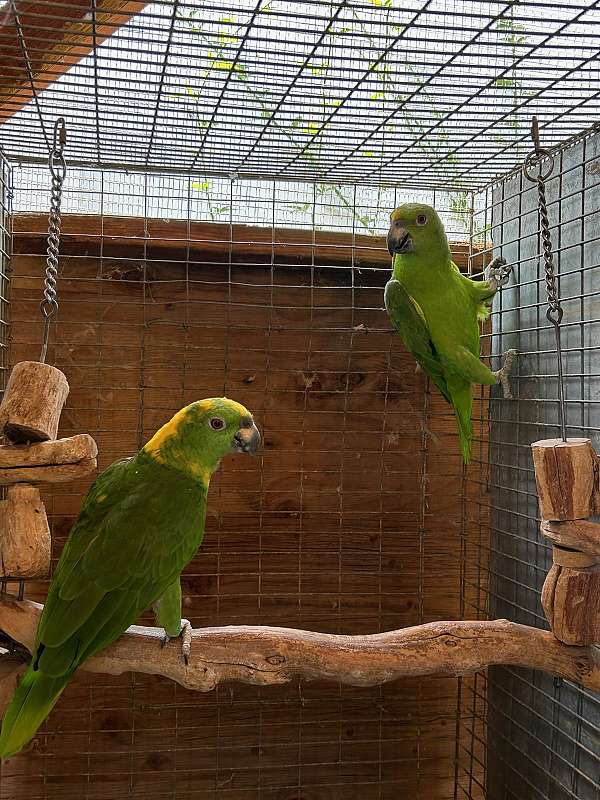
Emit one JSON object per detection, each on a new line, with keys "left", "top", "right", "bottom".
{"left": 457, "top": 129, "right": 600, "bottom": 800}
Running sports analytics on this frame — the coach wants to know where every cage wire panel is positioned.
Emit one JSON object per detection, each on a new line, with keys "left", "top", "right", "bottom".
{"left": 456, "top": 128, "right": 600, "bottom": 800}
{"left": 0, "top": 152, "right": 10, "bottom": 394}
{"left": 0, "top": 1, "right": 600, "bottom": 188}
{"left": 1, "top": 172, "right": 485, "bottom": 799}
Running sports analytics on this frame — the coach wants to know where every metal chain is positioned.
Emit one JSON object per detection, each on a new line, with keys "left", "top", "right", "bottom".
{"left": 523, "top": 116, "right": 567, "bottom": 442}
{"left": 40, "top": 117, "right": 67, "bottom": 363}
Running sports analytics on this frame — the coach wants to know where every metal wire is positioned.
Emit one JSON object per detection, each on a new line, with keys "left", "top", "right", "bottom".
{"left": 39, "top": 117, "right": 66, "bottom": 364}
{"left": 460, "top": 126, "right": 600, "bottom": 800}
{"left": 0, "top": 1, "right": 599, "bottom": 188}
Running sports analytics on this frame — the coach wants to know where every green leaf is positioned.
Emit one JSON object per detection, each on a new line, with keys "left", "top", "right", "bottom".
{"left": 303, "top": 122, "right": 321, "bottom": 136}
{"left": 309, "top": 61, "right": 330, "bottom": 76}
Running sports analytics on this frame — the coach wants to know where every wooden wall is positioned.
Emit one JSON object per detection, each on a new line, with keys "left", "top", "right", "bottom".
{"left": 0, "top": 214, "right": 489, "bottom": 800}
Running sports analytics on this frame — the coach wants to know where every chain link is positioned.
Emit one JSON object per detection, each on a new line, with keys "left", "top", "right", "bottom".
{"left": 523, "top": 116, "right": 567, "bottom": 442}
{"left": 40, "top": 118, "right": 66, "bottom": 363}
{"left": 536, "top": 175, "right": 563, "bottom": 326}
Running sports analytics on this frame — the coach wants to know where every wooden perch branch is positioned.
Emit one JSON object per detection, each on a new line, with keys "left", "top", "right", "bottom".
{"left": 1, "top": 598, "right": 598, "bottom": 692}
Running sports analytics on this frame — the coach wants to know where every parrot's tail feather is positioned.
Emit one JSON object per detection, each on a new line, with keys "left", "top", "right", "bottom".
{"left": 0, "top": 666, "right": 67, "bottom": 759}
{"left": 456, "top": 412, "right": 472, "bottom": 464}
{"left": 449, "top": 384, "right": 473, "bottom": 465}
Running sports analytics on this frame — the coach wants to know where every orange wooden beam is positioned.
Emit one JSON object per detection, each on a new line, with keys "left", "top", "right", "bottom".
{"left": 0, "top": 0, "right": 147, "bottom": 122}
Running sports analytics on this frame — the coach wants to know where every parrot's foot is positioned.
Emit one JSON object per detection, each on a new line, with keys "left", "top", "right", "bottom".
{"left": 486, "top": 257, "right": 513, "bottom": 291}
{"left": 493, "top": 349, "right": 518, "bottom": 399}
{"left": 160, "top": 618, "right": 193, "bottom": 665}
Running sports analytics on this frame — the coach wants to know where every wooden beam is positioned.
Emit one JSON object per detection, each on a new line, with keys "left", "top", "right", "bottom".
{"left": 12, "top": 213, "right": 484, "bottom": 271}
{"left": 0, "top": 0, "right": 146, "bottom": 121}
{"left": 1, "top": 598, "right": 598, "bottom": 692}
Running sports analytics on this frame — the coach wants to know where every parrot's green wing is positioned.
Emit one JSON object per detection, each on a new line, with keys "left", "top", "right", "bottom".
{"left": 384, "top": 278, "right": 452, "bottom": 404}
{"left": 37, "top": 453, "right": 206, "bottom": 669}
{"left": 0, "top": 454, "right": 206, "bottom": 758}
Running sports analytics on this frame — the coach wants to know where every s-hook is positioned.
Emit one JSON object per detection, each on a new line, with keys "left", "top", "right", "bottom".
{"left": 523, "top": 117, "right": 566, "bottom": 442}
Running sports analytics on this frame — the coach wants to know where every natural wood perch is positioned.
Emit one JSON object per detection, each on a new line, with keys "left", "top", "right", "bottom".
{"left": 531, "top": 438, "right": 600, "bottom": 647}
{"left": 531, "top": 438, "right": 599, "bottom": 520}
{"left": 541, "top": 519, "right": 600, "bottom": 556}
{"left": 0, "top": 361, "right": 69, "bottom": 444}
{"left": 0, "top": 485, "right": 50, "bottom": 578}
{"left": 0, "top": 434, "right": 97, "bottom": 469}
{"left": 1, "top": 598, "right": 598, "bottom": 692}
{"left": 0, "top": 459, "right": 97, "bottom": 486}
{"left": 0, "top": 432, "right": 98, "bottom": 486}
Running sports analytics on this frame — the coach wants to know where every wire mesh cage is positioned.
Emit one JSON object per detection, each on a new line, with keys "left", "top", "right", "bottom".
{"left": 0, "top": 1, "right": 598, "bottom": 799}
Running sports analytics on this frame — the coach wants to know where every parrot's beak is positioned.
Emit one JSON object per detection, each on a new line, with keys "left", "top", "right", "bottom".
{"left": 232, "top": 419, "right": 261, "bottom": 455}
{"left": 387, "top": 224, "right": 412, "bottom": 256}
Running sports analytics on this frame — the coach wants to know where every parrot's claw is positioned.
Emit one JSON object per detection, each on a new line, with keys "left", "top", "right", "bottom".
{"left": 486, "top": 257, "right": 512, "bottom": 291}
{"left": 494, "top": 349, "right": 518, "bottom": 400}
{"left": 160, "top": 618, "right": 193, "bottom": 665}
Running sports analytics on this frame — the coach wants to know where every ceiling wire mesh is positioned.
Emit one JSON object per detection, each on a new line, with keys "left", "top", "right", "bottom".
{"left": 1, "top": 0, "right": 599, "bottom": 188}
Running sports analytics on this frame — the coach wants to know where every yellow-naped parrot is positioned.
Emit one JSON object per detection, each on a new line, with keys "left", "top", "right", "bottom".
{"left": 385, "top": 203, "right": 516, "bottom": 463}
{"left": 0, "top": 398, "right": 260, "bottom": 758}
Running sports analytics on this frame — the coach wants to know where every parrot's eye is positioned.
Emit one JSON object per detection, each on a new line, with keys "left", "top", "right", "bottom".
{"left": 209, "top": 417, "right": 225, "bottom": 430}
{"left": 415, "top": 214, "right": 427, "bottom": 226}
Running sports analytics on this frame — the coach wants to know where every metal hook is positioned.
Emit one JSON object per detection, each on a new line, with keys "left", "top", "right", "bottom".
{"left": 531, "top": 116, "right": 540, "bottom": 155}
{"left": 524, "top": 118, "right": 554, "bottom": 182}
{"left": 52, "top": 117, "right": 66, "bottom": 152}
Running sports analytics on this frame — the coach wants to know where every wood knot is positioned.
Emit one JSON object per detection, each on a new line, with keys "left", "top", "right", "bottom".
{"left": 443, "top": 637, "right": 457, "bottom": 647}
{"left": 574, "top": 659, "right": 592, "bottom": 677}
{"left": 265, "top": 654, "right": 286, "bottom": 666}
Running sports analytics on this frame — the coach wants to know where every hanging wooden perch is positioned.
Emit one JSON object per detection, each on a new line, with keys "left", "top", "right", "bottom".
{"left": 0, "top": 485, "right": 50, "bottom": 578}
{"left": 0, "top": 362, "right": 97, "bottom": 579}
{"left": 0, "top": 432, "right": 98, "bottom": 485}
{"left": 0, "top": 361, "right": 70, "bottom": 444}
{"left": 531, "top": 438, "right": 600, "bottom": 647}
{"left": 0, "top": 598, "right": 598, "bottom": 694}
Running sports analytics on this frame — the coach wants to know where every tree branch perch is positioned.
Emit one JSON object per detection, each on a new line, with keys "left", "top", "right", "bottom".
{"left": 1, "top": 597, "right": 598, "bottom": 692}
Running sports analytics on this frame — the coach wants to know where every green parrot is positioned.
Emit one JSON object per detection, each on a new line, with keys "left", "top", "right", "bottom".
{"left": 0, "top": 397, "right": 260, "bottom": 759}
{"left": 385, "top": 203, "right": 515, "bottom": 464}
